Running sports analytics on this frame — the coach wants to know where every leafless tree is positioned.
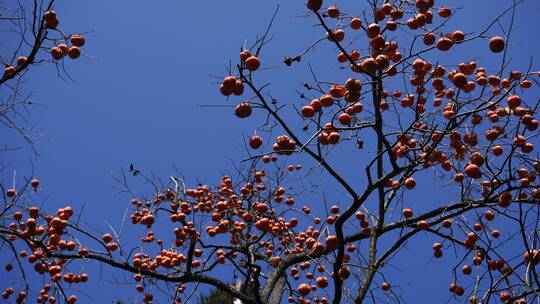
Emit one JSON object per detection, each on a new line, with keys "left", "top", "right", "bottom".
{"left": 1, "top": 1, "right": 539, "bottom": 304}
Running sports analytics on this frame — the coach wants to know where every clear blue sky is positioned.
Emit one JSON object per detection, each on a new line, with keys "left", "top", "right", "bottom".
{"left": 2, "top": 1, "right": 540, "bottom": 303}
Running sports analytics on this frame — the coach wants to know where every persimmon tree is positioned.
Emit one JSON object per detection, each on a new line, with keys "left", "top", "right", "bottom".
{"left": 1, "top": 1, "right": 540, "bottom": 304}
{"left": 1, "top": 0, "right": 87, "bottom": 152}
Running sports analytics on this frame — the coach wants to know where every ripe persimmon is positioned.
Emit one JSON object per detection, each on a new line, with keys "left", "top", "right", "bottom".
{"left": 423, "top": 33, "right": 435, "bottom": 45}
{"left": 3, "top": 66, "right": 15, "bottom": 76}
{"left": 16, "top": 56, "right": 28, "bottom": 66}
{"left": 326, "top": 6, "right": 340, "bottom": 18}
{"left": 402, "top": 208, "right": 413, "bottom": 218}
{"left": 438, "top": 7, "right": 451, "bottom": 18}
{"left": 70, "top": 35, "right": 85, "bottom": 47}
{"left": 6, "top": 188, "right": 16, "bottom": 198}
{"left": 102, "top": 234, "right": 113, "bottom": 243}
{"left": 464, "top": 164, "right": 481, "bottom": 179}
{"left": 245, "top": 56, "right": 260, "bottom": 71}
{"left": 297, "top": 283, "right": 311, "bottom": 296}
{"left": 350, "top": 18, "right": 362, "bottom": 30}
{"left": 30, "top": 178, "right": 40, "bottom": 188}
{"left": 315, "top": 276, "right": 328, "bottom": 288}
{"left": 366, "top": 23, "right": 380, "bottom": 38}
{"left": 436, "top": 37, "right": 453, "bottom": 51}
{"left": 523, "top": 249, "right": 539, "bottom": 265}
{"left": 306, "top": 0, "right": 322, "bottom": 11}
{"left": 67, "top": 46, "right": 81, "bottom": 59}
{"left": 249, "top": 135, "right": 263, "bottom": 149}
{"left": 44, "top": 11, "right": 59, "bottom": 29}
{"left": 233, "top": 80, "right": 244, "bottom": 96}
{"left": 338, "top": 113, "right": 351, "bottom": 125}
{"left": 404, "top": 177, "right": 416, "bottom": 189}
{"left": 507, "top": 95, "right": 521, "bottom": 109}
{"left": 489, "top": 36, "right": 505, "bottom": 53}
{"left": 301, "top": 105, "right": 316, "bottom": 118}
{"left": 235, "top": 102, "right": 252, "bottom": 118}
